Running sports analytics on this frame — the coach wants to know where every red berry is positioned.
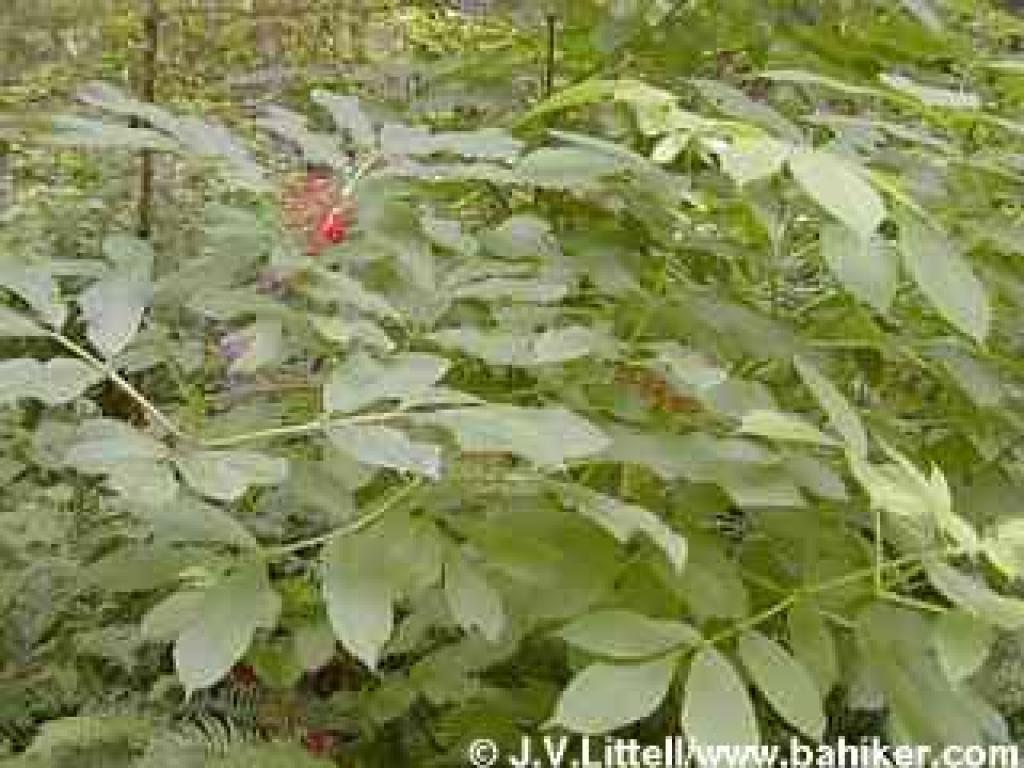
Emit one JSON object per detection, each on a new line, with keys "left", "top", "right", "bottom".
{"left": 302, "top": 729, "right": 338, "bottom": 756}
{"left": 317, "top": 208, "right": 348, "bottom": 244}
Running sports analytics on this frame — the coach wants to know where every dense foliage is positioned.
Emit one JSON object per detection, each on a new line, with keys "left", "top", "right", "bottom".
{"left": 3, "top": 0, "right": 1024, "bottom": 765}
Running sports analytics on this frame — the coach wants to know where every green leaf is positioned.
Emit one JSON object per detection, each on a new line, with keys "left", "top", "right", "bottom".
{"left": 323, "top": 352, "right": 450, "bottom": 414}
{"left": 320, "top": 511, "right": 442, "bottom": 670}
{"left": 103, "top": 233, "right": 155, "bottom": 271}
{"left": 0, "top": 264, "right": 66, "bottom": 328}
{"left": 46, "top": 115, "right": 179, "bottom": 151}
{"left": 557, "top": 611, "right": 700, "bottom": 659}
{"left": 155, "top": 562, "right": 280, "bottom": 695}
{"left": 84, "top": 545, "right": 203, "bottom": 593}
{"left": 379, "top": 124, "right": 524, "bottom": 161}
{"left": 328, "top": 425, "right": 442, "bottom": 479}
{"left": 415, "top": 405, "right": 609, "bottom": 467}
{"left": 0, "top": 358, "right": 103, "bottom": 405}
{"left": 787, "top": 603, "right": 839, "bottom": 696}
{"left": 679, "top": 537, "right": 750, "bottom": 622}
{"left": 428, "top": 326, "right": 605, "bottom": 366}
{"left": 820, "top": 222, "right": 898, "bottom": 313}
{"left": 449, "top": 276, "right": 569, "bottom": 303}
{"left": 515, "top": 147, "right": 629, "bottom": 190}
{"left": 322, "top": 540, "right": 395, "bottom": 671}
{"left": 309, "top": 313, "right": 395, "bottom": 352}
{"left": 879, "top": 73, "right": 980, "bottom": 109}
{"left": 690, "top": 79, "right": 802, "bottom": 141}
{"left": 175, "top": 450, "right": 289, "bottom": 502}
{"left": 558, "top": 486, "right": 687, "bottom": 572}
{"left": 897, "top": 0, "right": 943, "bottom": 31}
{"left": 718, "top": 136, "right": 790, "bottom": 186}
{"left": 225, "top": 320, "right": 284, "bottom": 374}
{"left": 983, "top": 519, "right": 1024, "bottom": 580}
{"left": 64, "top": 419, "right": 170, "bottom": 475}
{"left": 851, "top": 451, "right": 977, "bottom": 553}
{"left": 651, "top": 132, "right": 689, "bottom": 165}
{"left": 311, "top": 90, "right": 376, "bottom": 149}
{"left": 788, "top": 148, "right": 885, "bottom": 238}
{"left": 135, "top": 496, "right": 259, "bottom": 550}
{"left": 0, "top": 306, "right": 46, "bottom": 337}
{"left": 247, "top": 636, "right": 303, "bottom": 689}
{"left": 738, "top": 630, "right": 826, "bottom": 741}
{"left": 141, "top": 590, "right": 207, "bottom": 642}
{"left": 856, "top": 603, "right": 988, "bottom": 745}
{"left": 738, "top": 409, "right": 839, "bottom": 446}
{"left": 793, "top": 356, "right": 868, "bottom": 457}
{"left": 205, "top": 743, "right": 335, "bottom": 768}
{"left": 933, "top": 610, "right": 994, "bottom": 683}
{"left": 444, "top": 552, "right": 505, "bottom": 643}
{"left": 926, "top": 562, "right": 1024, "bottom": 631}
{"left": 313, "top": 270, "right": 403, "bottom": 322}
{"left": 520, "top": 79, "right": 621, "bottom": 122}
{"left": 106, "top": 460, "right": 178, "bottom": 505}
{"left": 422, "top": 215, "right": 478, "bottom": 257}
{"left": 759, "top": 69, "right": 890, "bottom": 101}
{"left": 898, "top": 214, "right": 990, "bottom": 342}
{"left": 26, "top": 715, "right": 152, "bottom": 757}
{"left": 683, "top": 647, "right": 759, "bottom": 752}
{"left": 293, "top": 620, "right": 338, "bottom": 672}
{"left": 547, "top": 655, "right": 677, "bottom": 735}
{"left": 79, "top": 271, "right": 152, "bottom": 359}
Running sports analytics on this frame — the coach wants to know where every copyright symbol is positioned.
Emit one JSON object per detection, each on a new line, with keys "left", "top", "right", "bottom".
{"left": 467, "top": 738, "right": 500, "bottom": 767}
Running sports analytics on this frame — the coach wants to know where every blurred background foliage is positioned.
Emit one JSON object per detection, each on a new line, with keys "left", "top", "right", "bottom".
{"left": 5, "top": 0, "right": 1024, "bottom": 765}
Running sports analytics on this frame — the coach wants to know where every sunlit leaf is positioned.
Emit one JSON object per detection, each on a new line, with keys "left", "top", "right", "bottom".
{"left": 175, "top": 450, "right": 289, "bottom": 503}
{"left": 738, "top": 409, "right": 839, "bottom": 446}
{"left": 879, "top": 73, "right": 980, "bottom": 109}
{"left": 820, "top": 222, "right": 898, "bottom": 313}
{"left": 789, "top": 148, "right": 885, "bottom": 238}
{"left": 933, "top": 610, "right": 994, "bottom": 683}
{"left": 548, "top": 655, "right": 677, "bottom": 735}
{"left": 445, "top": 551, "right": 505, "bottom": 643}
{"left": 926, "top": 562, "right": 1024, "bottom": 631}
{"left": 898, "top": 213, "right": 991, "bottom": 342}
{"left": 79, "top": 272, "right": 152, "bottom": 359}
{"left": 794, "top": 356, "right": 868, "bottom": 457}
{"left": 328, "top": 424, "right": 442, "bottom": 479}
{"left": 324, "top": 352, "right": 450, "bottom": 414}
{"left": 683, "top": 647, "right": 759, "bottom": 755}
{"left": 0, "top": 358, "right": 102, "bottom": 405}
{"left": 738, "top": 630, "right": 826, "bottom": 741}
{"left": 171, "top": 562, "right": 280, "bottom": 695}
{"left": 416, "top": 406, "right": 608, "bottom": 467}
{"left": 557, "top": 611, "right": 699, "bottom": 659}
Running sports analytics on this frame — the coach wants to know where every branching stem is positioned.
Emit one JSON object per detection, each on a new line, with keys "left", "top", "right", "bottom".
{"left": 47, "top": 329, "right": 403, "bottom": 449}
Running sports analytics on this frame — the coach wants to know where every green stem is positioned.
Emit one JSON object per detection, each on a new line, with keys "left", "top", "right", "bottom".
{"left": 199, "top": 410, "right": 400, "bottom": 449}
{"left": 880, "top": 590, "right": 945, "bottom": 614}
{"left": 873, "top": 505, "right": 884, "bottom": 594}
{"left": 264, "top": 478, "right": 424, "bottom": 559}
{"left": 702, "top": 545, "right": 963, "bottom": 650}
{"left": 48, "top": 331, "right": 184, "bottom": 439}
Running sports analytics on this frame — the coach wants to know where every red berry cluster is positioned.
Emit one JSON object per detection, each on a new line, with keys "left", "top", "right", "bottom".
{"left": 281, "top": 170, "right": 353, "bottom": 256}
{"left": 616, "top": 366, "right": 703, "bottom": 414}
{"left": 302, "top": 729, "right": 339, "bottom": 757}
